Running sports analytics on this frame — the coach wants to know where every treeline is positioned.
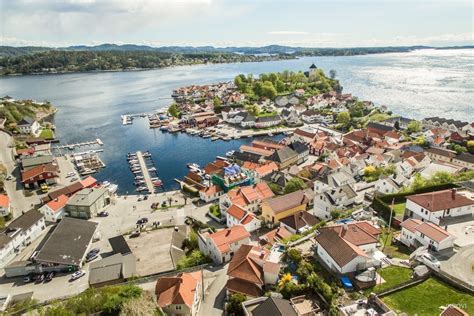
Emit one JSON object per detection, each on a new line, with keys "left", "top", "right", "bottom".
{"left": 0, "top": 50, "right": 292, "bottom": 75}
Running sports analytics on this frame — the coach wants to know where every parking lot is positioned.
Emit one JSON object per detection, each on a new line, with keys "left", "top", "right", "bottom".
{"left": 446, "top": 218, "right": 474, "bottom": 247}
{"left": 438, "top": 245, "right": 474, "bottom": 288}
{"left": 126, "top": 228, "right": 175, "bottom": 276}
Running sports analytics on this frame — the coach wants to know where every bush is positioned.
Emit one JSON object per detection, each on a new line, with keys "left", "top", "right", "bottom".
{"left": 308, "top": 272, "right": 334, "bottom": 303}
{"left": 226, "top": 293, "right": 247, "bottom": 315}
{"left": 284, "top": 178, "right": 306, "bottom": 194}
{"left": 209, "top": 204, "right": 221, "bottom": 217}
{"left": 176, "top": 250, "right": 211, "bottom": 270}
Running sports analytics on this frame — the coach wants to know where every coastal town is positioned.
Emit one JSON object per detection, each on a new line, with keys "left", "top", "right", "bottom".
{"left": 0, "top": 64, "right": 473, "bottom": 316}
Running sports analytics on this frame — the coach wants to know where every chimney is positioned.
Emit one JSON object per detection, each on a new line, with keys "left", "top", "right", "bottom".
{"left": 451, "top": 188, "right": 456, "bottom": 200}
{"left": 225, "top": 229, "right": 231, "bottom": 237}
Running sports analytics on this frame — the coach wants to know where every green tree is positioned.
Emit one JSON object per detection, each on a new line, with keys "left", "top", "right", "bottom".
{"left": 245, "top": 104, "right": 260, "bottom": 116}
{"left": 337, "top": 111, "right": 351, "bottom": 125}
{"left": 176, "top": 250, "right": 211, "bottom": 269}
{"left": 286, "top": 248, "right": 303, "bottom": 263}
{"left": 261, "top": 82, "right": 277, "bottom": 99}
{"left": 407, "top": 120, "right": 421, "bottom": 133}
{"left": 268, "top": 182, "right": 281, "bottom": 195}
{"left": 284, "top": 178, "right": 306, "bottom": 194}
{"left": 168, "top": 103, "right": 180, "bottom": 118}
{"left": 226, "top": 293, "right": 246, "bottom": 315}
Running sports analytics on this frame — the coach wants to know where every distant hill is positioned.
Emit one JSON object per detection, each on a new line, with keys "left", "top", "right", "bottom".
{"left": 2, "top": 43, "right": 471, "bottom": 58}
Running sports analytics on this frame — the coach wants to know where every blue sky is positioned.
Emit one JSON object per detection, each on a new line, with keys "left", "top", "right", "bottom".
{"left": 0, "top": 0, "right": 472, "bottom": 47}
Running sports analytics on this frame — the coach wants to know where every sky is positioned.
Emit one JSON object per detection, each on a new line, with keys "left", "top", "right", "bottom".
{"left": 0, "top": 0, "right": 473, "bottom": 48}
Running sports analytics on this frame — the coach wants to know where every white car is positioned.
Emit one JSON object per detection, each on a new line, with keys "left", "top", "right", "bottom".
{"left": 66, "top": 172, "right": 75, "bottom": 178}
{"left": 418, "top": 253, "right": 440, "bottom": 270}
{"left": 70, "top": 270, "right": 86, "bottom": 281}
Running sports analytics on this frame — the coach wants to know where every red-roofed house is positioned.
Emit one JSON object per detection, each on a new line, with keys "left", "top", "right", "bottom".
{"left": 21, "top": 164, "right": 59, "bottom": 189}
{"left": 199, "top": 185, "right": 224, "bottom": 202}
{"left": 155, "top": 271, "right": 202, "bottom": 316}
{"left": 219, "top": 182, "right": 274, "bottom": 214}
{"left": 39, "top": 194, "right": 69, "bottom": 222}
{"left": 405, "top": 189, "right": 474, "bottom": 225}
{"left": 400, "top": 218, "right": 455, "bottom": 251}
{"left": 198, "top": 225, "right": 251, "bottom": 264}
{"left": 81, "top": 176, "right": 97, "bottom": 189}
{"left": 226, "top": 204, "right": 262, "bottom": 232}
{"left": 0, "top": 194, "right": 11, "bottom": 216}
{"left": 226, "top": 244, "right": 280, "bottom": 298}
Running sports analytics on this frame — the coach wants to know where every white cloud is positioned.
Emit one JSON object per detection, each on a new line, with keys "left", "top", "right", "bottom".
{"left": 268, "top": 31, "right": 309, "bottom": 35}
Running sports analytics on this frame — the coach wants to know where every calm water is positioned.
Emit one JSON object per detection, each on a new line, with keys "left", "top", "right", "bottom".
{"left": 1, "top": 49, "right": 473, "bottom": 194}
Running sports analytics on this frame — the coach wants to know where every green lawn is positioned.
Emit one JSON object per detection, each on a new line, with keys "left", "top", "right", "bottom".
{"left": 380, "top": 230, "right": 411, "bottom": 259}
{"left": 39, "top": 128, "right": 54, "bottom": 139}
{"left": 392, "top": 202, "right": 406, "bottom": 218}
{"left": 369, "top": 113, "right": 392, "bottom": 122}
{"left": 382, "top": 278, "right": 474, "bottom": 315}
{"left": 365, "top": 266, "right": 412, "bottom": 295}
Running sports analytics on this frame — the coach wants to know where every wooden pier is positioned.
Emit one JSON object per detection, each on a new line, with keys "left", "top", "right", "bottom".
{"left": 53, "top": 138, "right": 103, "bottom": 150}
{"left": 136, "top": 151, "right": 155, "bottom": 194}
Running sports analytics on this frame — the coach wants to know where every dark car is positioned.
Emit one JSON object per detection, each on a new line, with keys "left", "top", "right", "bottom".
{"left": 97, "top": 211, "right": 109, "bottom": 217}
{"left": 86, "top": 248, "right": 100, "bottom": 257}
{"left": 136, "top": 217, "right": 149, "bottom": 225}
{"left": 45, "top": 271, "right": 56, "bottom": 282}
{"left": 35, "top": 273, "right": 46, "bottom": 284}
{"left": 86, "top": 252, "right": 99, "bottom": 262}
{"left": 23, "top": 273, "right": 35, "bottom": 283}
{"left": 129, "top": 230, "right": 141, "bottom": 238}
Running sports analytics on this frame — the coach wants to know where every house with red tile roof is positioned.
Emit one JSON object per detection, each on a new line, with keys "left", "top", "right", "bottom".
{"left": 405, "top": 189, "right": 474, "bottom": 226}
{"left": 197, "top": 225, "right": 250, "bottom": 264}
{"left": 225, "top": 244, "right": 280, "bottom": 298}
{"left": 259, "top": 226, "right": 293, "bottom": 247}
{"left": 400, "top": 218, "right": 455, "bottom": 251}
{"left": 219, "top": 182, "right": 274, "bottom": 214}
{"left": 155, "top": 271, "right": 202, "bottom": 316}
{"left": 0, "top": 194, "right": 11, "bottom": 217}
{"left": 439, "top": 305, "right": 470, "bottom": 316}
{"left": 199, "top": 185, "right": 224, "bottom": 203}
{"left": 39, "top": 194, "right": 69, "bottom": 222}
{"left": 315, "top": 222, "right": 381, "bottom": 274}
{"left": 21, "top": 163, "right": 59, "bottom": 189}
{"left": 226, "top": 204, "right": 261, "bottom": 233}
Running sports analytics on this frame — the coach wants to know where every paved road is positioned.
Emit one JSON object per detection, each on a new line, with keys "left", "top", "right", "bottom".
{"left": 199, "top": 265, "right": 228, "bottom": 316}
{"left": 0, "top": 131, "right": 40, "bottom": 218}
{"left": 438, "top": 245, "right": 474, "bottom": 287}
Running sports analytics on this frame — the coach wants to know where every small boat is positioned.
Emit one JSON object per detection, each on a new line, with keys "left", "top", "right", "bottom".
{"left": 187, "top": 163, "right": 200, "bottom": 169}
{"left": 216, "top": 156, "right": 228, "bottom": 161}
{"left": 132, "top": 170, "right": 142, "bottom": 174}
{"left": 268, "top": 133, "right": 274, "bottom": 136}
{"left": 137, "top": 186, "right": 148, "bottom": 191}
{"left": 153, "top": 180, "right": 163, "bottom": 186}
{"left": 211, "top": 136, "right": 219, "bottom": 141}
{"left": 160, "top": 126, "right": 169, "bottom": 132}
{"left": 102, "top": 181, "right": 111, "bottom": 188}
{"left": 222, "top": 136, "right": 232, "bottom": 141}
{"left": 148, "top": 167, "right": 157, "bottom": 172}
{"left": 142, "top": 153, "right": 151, "bottom": 158}
{"left": 226, "top": 150, "right": 235, "bottom": 157}
{"left": 202, "top": 134, "right": 211, "bottom": 138}
{"left": 108, "top": 184, "right": 118, "bottom": 194}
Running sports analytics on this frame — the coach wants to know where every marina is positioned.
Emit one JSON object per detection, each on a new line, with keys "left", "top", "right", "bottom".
{"left": 128, "top": 150, "right": 163, "bottom": 194}
{"left": 71, "top": 151, "right": 106, "bottom": 176}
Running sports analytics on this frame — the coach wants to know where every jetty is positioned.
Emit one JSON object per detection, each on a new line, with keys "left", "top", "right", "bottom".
{"left": 53, "top": 138, "right": 103, "bottom": 150}
{"left": 134, "top": 151, "right": 158, "bottom": 194}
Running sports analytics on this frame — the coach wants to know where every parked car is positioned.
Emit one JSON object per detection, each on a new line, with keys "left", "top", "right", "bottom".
{"left": 23, "top": 273, "right": 35, "bottom": 283}
{"left": 70, "top": 177, "right": 78, "bottom": 182}
{"left": 6, "top": 175, "right": 13, "bottom": 181}
{"left": 136, "top": 217, "right": 149, "bottom": 225}
{"left": 45, "top": 271, "right": 56, "bottom": 282}
{"left": 97, "top": 211, "right": 109, "bottom": 217}
{"left": 66, "top": 172, "right": 75, "bottom": 178}
{"left": 418, "top": 253, "right": 441, "bottom": 270}
{"left": 86, "top": 252, "right": 99, "bottom": 262}
{"left": 129, "top": 230, "right": 141, "bottom": 238}
{"left": 35, "top": 273, "right": 46, "bottom": 284}
{"left": 70, "top": 270, "right": 86, "bottom": 281}
{"left": 87, "top": 248, "right": 100, "bottom": 256}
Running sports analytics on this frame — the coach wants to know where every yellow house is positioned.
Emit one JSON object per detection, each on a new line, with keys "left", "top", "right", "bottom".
{"left": 261, "top": 190, "right": 309, "bottom": 224}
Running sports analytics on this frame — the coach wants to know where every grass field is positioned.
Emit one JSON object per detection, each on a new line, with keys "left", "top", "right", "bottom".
{"left": 392, "top": 202, "right": 406, "bottom": 217}
{"left": 39, "top": 128, "right": 54, "bottom": 139}
{"left": 365, "top": 266, "right": 412, "bottom": 295}
{"left": 382, "top": 278, "right": 474, "bottom": 315}
{"left": 380, "top": 230, "right": 411, "bottom": 259}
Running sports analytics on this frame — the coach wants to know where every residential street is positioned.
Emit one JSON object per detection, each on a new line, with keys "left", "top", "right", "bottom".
{"left": 0, "top": 131, "right": 40, "bottom": 218}
{"left": 199, "top": 265, "right": 228, "bottom": 316}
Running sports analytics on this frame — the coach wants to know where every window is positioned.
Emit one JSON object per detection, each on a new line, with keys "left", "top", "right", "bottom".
{"left": 175, "top": 306, "right": 182, "bottom": 310}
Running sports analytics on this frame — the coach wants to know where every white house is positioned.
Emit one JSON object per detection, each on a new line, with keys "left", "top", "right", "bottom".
{"left": 17, "top": 117, "right": 41, "bottom": 135}
{"left": 375, "top": 174, "right": 409, "bottom": 195}
{"left": 199, "top": 185, "right": 224, "bottom": 203}
{"left": 313, "top": 184, "right": 357, "bottom": 220}
{"left": 197, "top": 225, "right": 250, "bottom": 264}
{"left": 315, "top": 223, "right": 381, "bottom": 274}
{"left": 404, "top": 189, "right": 474, "bottom": 225}
{"left": 254, "top": 115, "right": 281, "bottom": 129}
{"left": 0, "top": 210, "right": 46, "bottom": 268}
{"left": 226, "top": 204, "right": 262, "bottom": 233}
{"left": 400, "top": 218, "right": 455, "bottom": 252}
{"left": 38, "top": 194, "right": 68, "bottom": 222}
{"left": 0, "top": 194, "right": 11, "bottom": 217}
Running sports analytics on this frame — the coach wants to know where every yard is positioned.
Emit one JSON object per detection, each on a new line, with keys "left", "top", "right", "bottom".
{"left": 365, "top": 266, "right": 412, "bottom": 295}
{"left": 392, "top": 202, "right": 406, "bottom": 218}
{"left": 382, "top": 277, "right": 474, "bottom": 315}
{"left": 380, "top": 230, "right": 411, "bottom": 259}
{"left": 39, "top": 128, "right": 54, "bottom": 139}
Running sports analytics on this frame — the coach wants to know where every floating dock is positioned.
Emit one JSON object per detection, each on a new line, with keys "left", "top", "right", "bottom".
{"left": 132, "top": 151, "right": 162, "bottom": 194}
{"left": 53, "top": 138, "right": 103, "bottom": 150}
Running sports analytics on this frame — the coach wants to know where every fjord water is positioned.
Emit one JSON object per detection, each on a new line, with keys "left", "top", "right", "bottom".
{"left": 1, "top": 49, "right": 473, "bottom": 194}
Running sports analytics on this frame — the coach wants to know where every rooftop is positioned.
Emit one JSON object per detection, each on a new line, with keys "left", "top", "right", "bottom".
{"left": 407, "top": 189, "right": 474, "bottom": 212}
{"left": 155, "top": 271, "right": 201, "bottom": 308}
{"left": 67, "top": 187, "right": 109, "bottom": 207}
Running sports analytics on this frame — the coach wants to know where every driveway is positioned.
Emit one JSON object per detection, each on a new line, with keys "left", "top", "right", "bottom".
{"left": 199, "top": 265, "right": 228, "bottom": 316}
{"left": 438, "top": 245, "right": 474, "bottom": 287}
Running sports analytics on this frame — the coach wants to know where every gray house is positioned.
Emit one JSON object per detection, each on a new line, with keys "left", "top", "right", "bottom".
{"left": 65, "top": 187, "right": 110, "bottom": 219}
